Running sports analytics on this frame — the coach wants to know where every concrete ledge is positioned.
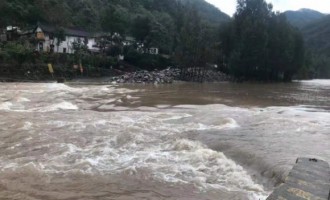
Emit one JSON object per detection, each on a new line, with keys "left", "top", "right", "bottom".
{"left": 267, "top": 158, "right": 330, "bottom": 200}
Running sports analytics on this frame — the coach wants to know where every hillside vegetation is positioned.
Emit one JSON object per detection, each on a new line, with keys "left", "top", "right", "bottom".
{"left": 301, "top": 15, "right": 330, "bottom": 78}
{"left": 302, "top": 15, "right": 330, "bottom": 55}
{"left": 0, "top": 0, "right": 230, "bottom": 54}
{"left": 0, "top": 0, "right": 229, "bottom": 31}
{"left": 283, "top": 9, "right": 330, "bottom": 78}
{"left": 0, "top": 0, "right": 311, "bottom": 82}
{"left": 284, "top": 9, "right": 325, "bottom": 28}
{"left": 220, "top": 0, "right": 304, "bottom": 81}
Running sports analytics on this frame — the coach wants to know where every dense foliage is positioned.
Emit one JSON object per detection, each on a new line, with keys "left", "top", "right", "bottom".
{"left": 301, "top": 15, "right": 330, "bottom": 78}
{"left": 0, "top": 0, "right": 229, "bottom": 55}
{"left": 283, "top": 9, "right": 330, "bottom": 79}
{"left": 220, "top": 0, "right": 305, "bottom": 81}
{"left": 0, "top": 0, "right": 316, "bottom": 82}
{"left": 284, "top": 9, "right": 325, "bottom": 29}
{"left": 0, "top": 39, "right": 118, "bottom": 80}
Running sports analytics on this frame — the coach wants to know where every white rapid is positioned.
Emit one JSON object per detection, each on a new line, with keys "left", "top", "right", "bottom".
{"left": 0, "top": 81, "right": 329, "bottom": 200}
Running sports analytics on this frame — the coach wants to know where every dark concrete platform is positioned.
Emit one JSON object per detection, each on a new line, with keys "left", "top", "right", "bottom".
{"left": 267, "top": 158, "right": 330, "bottom": 200}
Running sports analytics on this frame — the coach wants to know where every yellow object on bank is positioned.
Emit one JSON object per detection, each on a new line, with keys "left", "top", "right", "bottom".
{"left": 48, "top": 64, "right": 54, "bottom": 74}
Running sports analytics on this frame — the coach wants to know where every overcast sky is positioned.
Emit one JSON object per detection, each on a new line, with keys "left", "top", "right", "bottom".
{"left": 205, "top": 0, "right": 330, "bottom": 16}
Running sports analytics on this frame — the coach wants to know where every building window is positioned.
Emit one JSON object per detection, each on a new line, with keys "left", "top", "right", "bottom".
{"left": 63, "top": 48, "right": 67, "bottom": 53}
{"left": 49, "top": 34, "right": 54, "bottom": 40}
{"left": 39, "top": 42, "right": 44, "bottom": 51}
{"left": 149, "top": 48, "right": 158, "bottom": 55}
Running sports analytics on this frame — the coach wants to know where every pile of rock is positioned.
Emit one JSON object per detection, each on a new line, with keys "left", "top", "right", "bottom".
{"left": 179, "top": 69, "right": 232, "bottom": 82}
{"left": 110, "top": 67, "right": 232, "bottom": 84}
{"left": 203, "top": 70, "right": 232, "bottom": 82}
{"left": 111, "top": 68, "right": 180, "bottom": 84}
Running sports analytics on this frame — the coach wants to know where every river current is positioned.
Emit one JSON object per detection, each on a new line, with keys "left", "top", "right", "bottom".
{"left": 0, "top": 80, "right": 329, "bottom": 200}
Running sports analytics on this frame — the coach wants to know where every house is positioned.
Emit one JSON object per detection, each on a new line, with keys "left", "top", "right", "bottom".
{"left": 34, "top": 23, "right": 99, "bottom": 54}
{"left": 2, "top": 23, "right": 160, "bottom": 56}
{"left": 123, "top": 36, "right": 135, "bottom": 46}
{"left": 148, "top": 47, "right": 159, "bottom": 55}
{"left": 5, "top": 26, "right": 21, "bottom": 41}
{"left": 137, "top": 45, "right": 159, "bottom": 55}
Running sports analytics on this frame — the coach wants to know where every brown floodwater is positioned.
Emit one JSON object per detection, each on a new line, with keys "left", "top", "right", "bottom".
{"left": 0, "top": 80, "right": 329, "bottom": 200}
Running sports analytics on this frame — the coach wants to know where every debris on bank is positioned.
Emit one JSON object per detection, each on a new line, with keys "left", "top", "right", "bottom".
{"left": 110, "top": 68, "right": 181, "bottom": 84}
{"left": 110, "top": 68, "right": 231, "bottom": 84}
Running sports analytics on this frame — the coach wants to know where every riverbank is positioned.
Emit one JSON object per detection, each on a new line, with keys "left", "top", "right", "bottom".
{"left": 0, "top": 67, "right": 232, "bottom": 84}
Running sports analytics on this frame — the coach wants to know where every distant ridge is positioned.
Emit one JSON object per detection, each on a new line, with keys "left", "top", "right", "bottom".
{"left": 0, "top": 0, "right": 230, "bottom": 30}
{"left": 302, "top": 14, "right": 330, "bottom": 56}
{"left": 284, "top": 8, "right": 325, "bottom": 28}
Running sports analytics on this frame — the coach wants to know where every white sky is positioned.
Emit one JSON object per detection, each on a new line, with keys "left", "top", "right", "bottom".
{"left": 205, "top": 0, "right": 330, "bottom": 16}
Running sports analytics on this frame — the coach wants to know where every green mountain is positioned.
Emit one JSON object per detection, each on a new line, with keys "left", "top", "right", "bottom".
{"left": 0, "top": 0, "right": 230, "bottom": 30}
{"left": 302, "top": 15, "right": 330, "bottom": 56}
{"left": 284, "top": 8, "right": 325, "bottom": 28}
{"left": 300, "top": 15, "right": 330, "bottom": 78}
{"left": 0, "top": 0, "right": 230, "bottom": 54}
{"left": 283, "top": 8, "right": 330, "bottom": 78}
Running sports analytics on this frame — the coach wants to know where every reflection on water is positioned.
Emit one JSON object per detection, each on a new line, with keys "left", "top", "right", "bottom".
{"left": 0, "top": 80, "right": 329, "bottom": 200}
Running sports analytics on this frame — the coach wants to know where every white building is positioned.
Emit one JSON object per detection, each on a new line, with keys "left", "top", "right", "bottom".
{"left": 34, "top": 24, "right": 99, "bottom": 54}
{"left": 148, "top": 47, "right": 159, "bottom": 55}
{"left": 123, "top": 36, "right": 135, "bottom": 46}
{"left": 33, "top": 24, "right": 159, "bottom": 56}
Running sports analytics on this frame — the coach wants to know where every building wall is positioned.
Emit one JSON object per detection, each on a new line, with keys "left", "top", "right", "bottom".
{"left": 37, "top": 34, "right": 75, "bottom": 54}
{"left": 87, "top": 38, "right": 99, "bottom": 52}
{"left": 36, "top": 27, "right": 99, "bottom": 54}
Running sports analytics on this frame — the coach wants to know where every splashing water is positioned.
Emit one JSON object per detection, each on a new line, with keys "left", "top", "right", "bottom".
{"left": 0, "top": 81, "right": 329, "bottom": 200}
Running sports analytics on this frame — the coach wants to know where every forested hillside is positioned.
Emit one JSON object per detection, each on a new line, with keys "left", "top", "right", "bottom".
{"left": 220, "top": 0, "right": 305, "bottom": 81}
{"left": 0, "top": 0, "right": 230, "bottom": 28}
{"left": 284, "top": 9, "right": 325, "bottom": 28}
{"left": 302, "top": 15, "right": 330, "bottom": 55}
{"left": 301, "top": 15, "right": 330, "bottom": 78}
{"left": 0, "top": 0, "right": 229, "bottom": 33}
{"left": 0, "top": 0, "right": 230, "bottom": 54}
{"left": 283, "top": 9, "right": 330, "bottom": 78}
{"left": 0, "top": 0, "right": 313, "bottom": 81}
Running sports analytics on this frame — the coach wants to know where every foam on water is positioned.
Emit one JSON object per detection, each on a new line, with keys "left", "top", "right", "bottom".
{"left": 21, "top": 122, "right": 33, "bottom": 130}
{"left": 0, "top": 110, "right": 267, "bottom": 199}
{"left": 33, "top": 102, "right": 79, "bottom": 112}
{"left": 3, "top": 82, "right": 329, "bottom": 200}
{"left": 7, "top": 108, "right": 265, "bottom": 199}
{"left": 46, "top": 83, "right": 87, "bottom": 92}
{"left": 14, "top": 97, "right": 31, "bottom": 102}
{"left": 0, "top": 102, "right": 13, "bottom": 110}
{"left": 298, "top": 79, "right": 330, "bottom": 85}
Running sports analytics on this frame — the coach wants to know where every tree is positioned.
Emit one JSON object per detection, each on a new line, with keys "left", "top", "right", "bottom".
{"left": 101, "top": 6, "right": 128, "bottom": 35}
{"left": 72, "top": 37, "right": 88, "bottom": 75}
{"left": 175, "top": 5, "right": 211, "bottom": 82}
{"left": 0, "top": 1, "right": 6, "bottom": 27}
{"left": 54, "top": 28, "right": 66, "bottom": 52}
{"left": 131, "top": 16, "right": 151, "bottom": 43}
{"left": 221, "top": 0, "right": 305, "bottom": 81}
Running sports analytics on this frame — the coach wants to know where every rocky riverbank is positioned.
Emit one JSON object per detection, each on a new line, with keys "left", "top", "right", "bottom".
{"left": 110, "top": 68, "right": 231, "bottom": 84}
{"left": 0, "top": 66, "right": 232, "bottom": 84}
{"left": 202, "top": 70, "right": 232, "bottom": 82}
{"left": 110, "top": 68, "right": 180, "bottom": 84}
